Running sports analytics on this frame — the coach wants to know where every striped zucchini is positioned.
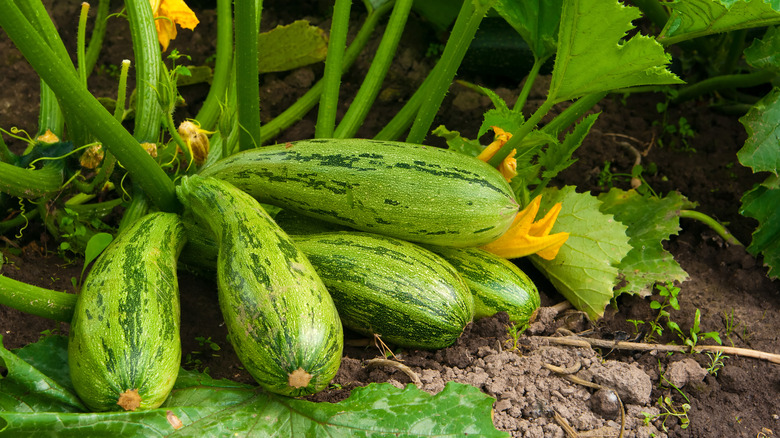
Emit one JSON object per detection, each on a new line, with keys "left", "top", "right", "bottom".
{"left": 200, "top": 138, "right": 519, "bottom": 247}
{"left": 428, "top": 246, "right": 540, "bottom": 325}
{"left": 176, "top": 175, "right": 343, "bottom": 396}
{"left": 68, "top": 212, "right": 185, "bottom": 412}
{"left": 290, "top": 232, "right": 474, "bottom": 349}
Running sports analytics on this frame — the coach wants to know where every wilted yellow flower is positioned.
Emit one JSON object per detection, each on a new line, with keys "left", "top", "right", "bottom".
{"left": 150, "top": 0, "right": 199, "bottom": 52}
{"left": 80, "top": 144, "right": 105, "bottom": 169}
{"left": 140, "top": 142, "right": 158, "bottom": 158}
{"left": 476, "top": 126, "right": 516, "bottom": 182}
{"left": 177, "top": 120, "right": 212, "bottom": 166}
{"left": 36, "top": 130, "right": 60, "bottom": 144}
{"left": 481, "top": 195, "right": 569, "bottom": 260}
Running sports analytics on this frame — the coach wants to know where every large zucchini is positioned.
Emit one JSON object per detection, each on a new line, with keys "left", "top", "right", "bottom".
{"left": 68, "top": 212, "right": 185, "bottom": 412}
{"left": 428, "top": 246, "right": 540, "bottom": 325}
{"left": 176, "top": 175, "right": 343, "bottom": 396}
{"left": 200, "top": 138, "right": 519, "bottom": 247}
{"left": 290, "top": 232, "right": 474, "bottom": 349}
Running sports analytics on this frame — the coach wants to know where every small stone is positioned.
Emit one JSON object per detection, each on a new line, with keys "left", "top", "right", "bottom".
{"left": 494, "top": 398, "right": 512, "bottom": 412}
{"left": 590, "top": 388, "right": 621, "bottom": 419}
{"left": 665, "top": 358, "right": 708, "bottom": 388}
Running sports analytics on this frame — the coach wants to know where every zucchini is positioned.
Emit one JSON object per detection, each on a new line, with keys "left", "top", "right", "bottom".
{"left": 68, "top": 212, "right": 185, "bottom": 412}
{"left": 176, "top": 175, "right": 343, "bottom": 396}
{"left": 427, "top": 246, "right": 540, "bottom": 325}
{"left": 200, "top": 138, "right": 519, "bottom": 247}
{"left": 290, "top": 232, "right": 474, "bottom": 349}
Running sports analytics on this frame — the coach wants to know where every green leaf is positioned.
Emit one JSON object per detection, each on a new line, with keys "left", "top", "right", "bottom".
{"left": 738, "top": 87, "right": 780, "bottom": 175}
{"left": 362, "top": 0, "right": 394, "bottom": 14}
{"left": 744, "top": 26, "right": 780, "bottom": 70}
{"left": 432, "top": 125, "right": 485, "bottom": 157}
{"left": 0, "top": 336, "right": 507, "bottom": 437}
{"left": 658, "top": 0, "right": 780, "bottom": 46}
{"left": 478, "top": 86, "right": 525, "bottom": 138}
{"left": 258, "top": 20, "right": 329, "bottom": 73}
{"left": 740, "top": 174, "right": 780, "bottom": 278}
{"left": 598, "top": 189, "right": 691, "bottom": 297}
{"left": 493, "top": 0, "right": 563, "bottom": 61}
{"left": 0, "top": 336, "right": 86, "bottom": 413}
{"left": 539, "top": 113, "right": 598, "bottom": 180}
{"left": 412, "top": 0, "right": 463, "bottom": 32}
{"left": 81, "top": 232, "right": 112, "bottom": 279}
{"left": 548, "top": 0, "right": 683, "bottom": 103}
{"left": 530, "top": 187, "right": 631, "bottom": 319}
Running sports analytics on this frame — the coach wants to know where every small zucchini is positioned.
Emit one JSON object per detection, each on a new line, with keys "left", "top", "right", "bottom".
{"left": 68, "top": 212, "right": 186, "bottom": 412}
{"left": 176, "top": 175, "right": 343, "bottom": 396}
{"left": 200, "top": 138, "right": 519, "bottom": 247}
{"left": 427, "top": 246, "right": 540, "bottom": 325}
{"left": 291, "top": 232, "right": 475, "bottom": 349}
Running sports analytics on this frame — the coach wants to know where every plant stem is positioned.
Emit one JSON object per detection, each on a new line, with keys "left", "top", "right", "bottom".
{"left": 334, "top": 0, "right": 413, "bottom": 138}
{"left": 406, "top": 0, "right": 494, "bottom": 144}
{"left": 679, "top": 210, "right": 743, "bottom": 246}
{"left": 0, "top": 161, "right": 62, "bottom": 198}
{"left": 260, "top": 2, "right": 392, "bottom": 144}
{"left": 234, "top": 0, "right": 263, "bottom": 150}
{"left": 0, "top": 275, "right": 77, "bottom": 323}
{"left": 541, "top": 92, "right": 607, "bottom": 137}
{"left": 536, "top": 335, "right": 780, "bottom": 365}
{"left": 672, "top": 69, "right": 777, "bottom": 104}
{"left": 487, "top": 99, "right": 555, "bottom": 167}
{"left": 316, "top": 0, "right": 352, "bottom": 138}
{"left": 514, "top": 57, "right": 545, "bottom": 113}
{"left": 721, "top": 29, "right": 747, "bottom": 76}
{"left": 125, "top": 0, "right": 163, "bottom": 143}
{"left": 85, "top": 0, "right": 111, "bottom": 76}
{"left": 194, "top": 0, "right": 233, "bottom": 131}
{"left": 373, "top": 69, "right": 431, "bottom": 141}
{"left": 0, "top": 0, "right": 178, "bottom": 212}
{"left": 77, "top": 2, "right": 89, "bottom": 87}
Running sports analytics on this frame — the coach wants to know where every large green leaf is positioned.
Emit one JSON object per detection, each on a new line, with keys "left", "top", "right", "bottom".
{"left": 740, "top": 174, "right": 780, "bottom": 279}
{"left": 493, "top": 0, "right": 563, "bottom": 61}
{"left": 0, "top": 336, "right": 507, "bottom": 437}
{"left": 257, "top": 20, "right": 329, "bottom": 73}
{"left": 548, "top": 0, "right": 682, "bottom": 104}
{"left": 744, "top": 26, "right": 780, "bottom": 70}
{"left": 598, "top": 189, "right": 691, "bottom": 297}
{"left": 658, "top": 0, "right": 780, "bottom": 46}
{"left": 530, "top": 187, "right": 631, "bottom": 319}
{"left": 738, "top": 86, "right": 780, "bottom": 175}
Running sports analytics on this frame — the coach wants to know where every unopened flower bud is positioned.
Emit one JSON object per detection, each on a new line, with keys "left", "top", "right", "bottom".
{"left": 178, "top": 120, "right": 210, "bottom": 166}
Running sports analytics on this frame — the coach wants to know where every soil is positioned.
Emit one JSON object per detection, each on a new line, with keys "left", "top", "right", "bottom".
{"left": 1, "top": 2, "right": 779, "bottom": 437}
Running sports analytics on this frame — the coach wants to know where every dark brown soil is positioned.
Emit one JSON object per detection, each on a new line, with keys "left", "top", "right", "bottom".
{"left": 1, "top": 2, "right": 778, "bottom": 437}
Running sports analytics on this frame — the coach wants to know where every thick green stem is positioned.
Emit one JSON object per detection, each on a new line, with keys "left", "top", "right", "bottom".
{"left": 373, "top": 67, "right": 432, "bottom": 141}
{"left": 194, "top": 0, "right": 232, "bottom": 131}
{"left": 334, "top": 0, "right": 413, "bottom": 138}
{"left": 315, "top": 0, "right": 352, "bottom": 138}
{"left": 721, "top": 29, "right": 747, "bottom": 76}
{"left": 672, "top": 69, "right": 776, "bottom": 104}
{"left": 0, "top": 161, "right": 62, "bottom": 199}
{"left": 406, "top": 0, "right": 494, "bottom": 144}
{"left": 0, "top": 275, "right": 76, "bottom": 322}
{"left": 259, "top": 3, "right": 391, "bottom": 144}
{"left": 234, "top": 0, "right": 263, "bottom": 150}
{"left": 125, "top": 0, "right": 163, "bottom": 143}
{"left": 679, "top": 210, "right": 743, "bottom": 246}
{"left": 0, "top": 1, "right": 178, "bottom": 212}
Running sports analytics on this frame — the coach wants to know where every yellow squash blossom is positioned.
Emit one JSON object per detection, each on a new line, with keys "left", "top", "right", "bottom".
{"left": 150, "top": 0, "right": 199, "bottom": 51}
{"left": 477, "top": 126, "right": 516, "bottom": 182}
{"left": 481, "top": 195, "right": 570, "bottom": 261}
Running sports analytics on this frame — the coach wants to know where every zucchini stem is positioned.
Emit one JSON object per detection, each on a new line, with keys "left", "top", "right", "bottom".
{"left": 315, "top": 0, "right": 352, "bottom": 139}
{"left": 0, "top": 275, "right": 76, "bottom": 322}
{"left": 679, "top": 209, "right": 743, "bottom": 247}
